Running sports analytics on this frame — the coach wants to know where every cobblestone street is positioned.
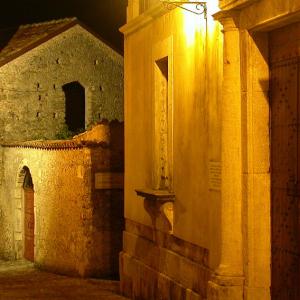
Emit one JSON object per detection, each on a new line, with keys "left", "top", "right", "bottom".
{"left": 0, "top": 260, "right": 129, "bottom": 300}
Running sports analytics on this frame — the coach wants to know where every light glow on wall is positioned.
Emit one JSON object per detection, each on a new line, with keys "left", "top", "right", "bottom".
{"left": 182, "top": 6, "right": 202, "bottom": 47}
{"left": 181, "top": 0, "right": 219, "bottom": 46}
{"left": 206, "top": 0, "right": 220, "bottom": 34}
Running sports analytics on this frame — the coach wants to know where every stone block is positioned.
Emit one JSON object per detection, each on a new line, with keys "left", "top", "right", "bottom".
{"left": 179, "top": 256, "right": 199, "bottom": 292}
{"left": 207, "top": 280, "right": 243, "bottom": 300}
{"left": 123, "top": 230, "right": 160, "bottom": 270}
{"left": 157, "top": 273, "right": 171, "bottom": 300}
{"left": 186, "top": 288, "right": 202, "bottom": 300}
{"left": 159, "top": 247, "right": 181, "bottom": 283}
{"left": 120, "top": 221, "right": 209, "bottom": 300}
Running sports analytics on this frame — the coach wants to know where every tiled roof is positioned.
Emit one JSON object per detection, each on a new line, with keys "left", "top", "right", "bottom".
{"left": 0, "top": 17, "right": 116, "bottom": 67}
{"left": 1, "top": 139, "right": 109, "bottom": 150}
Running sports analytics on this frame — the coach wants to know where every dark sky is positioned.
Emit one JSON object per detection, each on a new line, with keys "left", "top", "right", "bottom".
{"left": 0, "top": 0, "right": 127, "bottom": 53}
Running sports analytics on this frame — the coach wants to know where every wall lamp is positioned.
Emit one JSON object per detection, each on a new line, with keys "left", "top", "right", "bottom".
{"left": 161, "top": 1, "right": 207, "bottom": 18}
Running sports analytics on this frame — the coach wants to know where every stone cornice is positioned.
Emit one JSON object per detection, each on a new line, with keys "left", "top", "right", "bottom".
{"left": 246, "top": 8, "right": 300, "bottom": 31}
{"left": 119, "top": 2, "right": 171, "bottom": 36}
{"left": 219, "top": 0, "right": 259, "bottom": 10}
{"left": 213, "top": 9, "right": 240, "bottom": 28}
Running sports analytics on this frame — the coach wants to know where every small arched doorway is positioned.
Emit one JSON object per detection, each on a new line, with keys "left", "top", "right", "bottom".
{"left": 22, "top": 167, "right": 34, "bottom": 262}
{"left": 62, "top": 81, "right": 85, "bottom": 133}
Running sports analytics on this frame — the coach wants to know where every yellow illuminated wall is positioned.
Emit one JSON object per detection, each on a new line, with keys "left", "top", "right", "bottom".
{"left": 120, "top": 0, "right": 223, "bottom": 298}
{"left": 122, "top": 0, "right": 222, "bottom": 268}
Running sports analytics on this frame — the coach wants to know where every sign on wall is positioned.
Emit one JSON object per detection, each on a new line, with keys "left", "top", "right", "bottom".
{"left": 208, "top": 161, "right": 221, "bottom": 191}
{"left": 95, "top": 172, "right": 124, "bottom": 189}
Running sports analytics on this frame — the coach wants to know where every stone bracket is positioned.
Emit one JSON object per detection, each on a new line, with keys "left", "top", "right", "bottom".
{"left": 135, "top": 188, "right": 175, "bottom": 232}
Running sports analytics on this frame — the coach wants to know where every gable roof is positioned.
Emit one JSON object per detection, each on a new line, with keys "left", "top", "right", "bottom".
{"left": 0, "top": 17, "right": 121, "bottom": 68}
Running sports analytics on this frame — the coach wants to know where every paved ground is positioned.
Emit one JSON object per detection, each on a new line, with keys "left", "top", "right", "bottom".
{"left": 0, "top": 260, "right": 129, "bottom": 300}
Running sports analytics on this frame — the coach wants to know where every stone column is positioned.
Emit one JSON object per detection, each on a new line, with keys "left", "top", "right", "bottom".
{"left": 208, "top": 10, "right": 244, "bottom": 300}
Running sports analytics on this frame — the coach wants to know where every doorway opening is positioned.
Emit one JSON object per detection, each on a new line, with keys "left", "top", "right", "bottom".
{"left": 270, "top": 23, "right": 300, "bottom": 300}
{"left": 63, "top": 81, "right": 85, "bottom": 133}
{"left": 22, "top": 167, "right": 34, "bottom": 262}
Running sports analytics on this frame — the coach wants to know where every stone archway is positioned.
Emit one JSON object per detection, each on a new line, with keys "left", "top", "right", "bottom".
{"left": 22, "top": 167, "right": 34, "bottom": 262}
{"left": 14, "top": 166, "right": 35, "bottom": 261}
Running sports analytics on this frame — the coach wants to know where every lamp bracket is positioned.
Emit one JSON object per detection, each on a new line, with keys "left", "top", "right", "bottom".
{"left": 161, "top": 1, "right": 207, "bottom": 18}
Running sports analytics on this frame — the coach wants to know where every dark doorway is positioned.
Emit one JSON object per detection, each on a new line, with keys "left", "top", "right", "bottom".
{"left": 23, "top": 167, "right": 34, "bottom": 262}
{"left": 270, "top": 23, "right": 300, "bottom": 300}
{"left": 63, "top": 81, "right": 85, "bottom": 132}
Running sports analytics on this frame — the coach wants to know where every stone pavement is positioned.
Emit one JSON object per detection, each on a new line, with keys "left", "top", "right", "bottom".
{"left": 0, "top": 260, "right": 130, "bottom": 300}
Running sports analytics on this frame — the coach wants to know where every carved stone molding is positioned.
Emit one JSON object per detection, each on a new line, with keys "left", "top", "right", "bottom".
{"left": 219, "top": 0, "right": 259, "bottom": 10}
{"left": 213, "top": 9, "right": 241, "bottom": 30}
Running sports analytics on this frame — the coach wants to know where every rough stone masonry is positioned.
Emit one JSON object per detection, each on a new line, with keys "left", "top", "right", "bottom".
{"left": 0, "top": 18, "right": 123, "bottom": 142}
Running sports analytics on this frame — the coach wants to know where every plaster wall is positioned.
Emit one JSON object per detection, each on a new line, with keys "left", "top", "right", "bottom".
{"left": 120, "top": 2, "right": 223, "bottom": 299}
{"left": 0, "top": 25, "right": 124, "bottom": 142}
{"left": 2, "top": 147, "right": 92, "bottom": 275}
{"left": 123, "top": 2, "right": 222, "bottom": 264}
{"left": 121, "top": 0, "right": 300, "bottom": 299}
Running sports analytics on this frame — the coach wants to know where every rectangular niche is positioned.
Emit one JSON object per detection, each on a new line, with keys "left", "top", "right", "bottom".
{"left": 153, "top": 36, "right": 174, "bottom": 191}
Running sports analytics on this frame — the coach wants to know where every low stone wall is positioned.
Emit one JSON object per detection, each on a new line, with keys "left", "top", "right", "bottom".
{"left": 0, "top": 122, "right": 124, "bottom": 278}
{"left": 120, "top": 219, "right": 210, "bottom": 300}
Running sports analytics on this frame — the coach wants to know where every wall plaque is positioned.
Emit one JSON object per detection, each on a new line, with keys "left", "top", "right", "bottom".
{"left": 95, "top": 172, "right": 124, "bottom": 189}
{"left": 209, "top": 161, "right": 221, "bottom": 191}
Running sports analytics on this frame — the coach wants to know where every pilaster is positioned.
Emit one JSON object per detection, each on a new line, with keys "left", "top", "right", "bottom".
{"left": 208, "top": 10, "right": 244, "bottom": 300}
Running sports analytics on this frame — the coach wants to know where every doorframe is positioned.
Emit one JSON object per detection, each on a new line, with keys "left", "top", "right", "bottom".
{"left": 240, "top": 17, "right": 300, "bottom": 300}
{"left": 214, "top": 3, "right": 300, "bottom": 298}
{"left": 14, "top": 165, "right": 35, "bottom": 261}
{"left": 238, "top": 29, "right": 271, "bottom": 300}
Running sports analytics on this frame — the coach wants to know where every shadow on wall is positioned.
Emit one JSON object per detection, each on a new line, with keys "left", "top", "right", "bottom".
{"left": 89, "top": 121, "right": 125, "bottom": 279}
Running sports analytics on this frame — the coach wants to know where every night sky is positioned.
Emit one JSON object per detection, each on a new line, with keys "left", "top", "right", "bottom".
{"left": 0, "top": 0, "right": 127, "bottom": 53}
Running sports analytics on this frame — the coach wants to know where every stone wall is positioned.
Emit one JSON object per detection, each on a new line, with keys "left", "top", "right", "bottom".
{"left": 0, "top": 24, "right": 123, "bottom": 142}
{"left": 120, "top": 0, "right": 222, "bottom": 298}
{"left": 120, "top": 220, "right": 210, "bottom": 300}
{"left": 0, "top": 122, "right": 124, "bottom": 278}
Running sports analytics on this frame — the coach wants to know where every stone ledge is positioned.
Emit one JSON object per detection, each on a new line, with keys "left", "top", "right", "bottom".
{"left": 135, "top": 188, "right": 175, "bottom": 202}
{"left": 136, "top": 189, "right": 175, "bottom": 232}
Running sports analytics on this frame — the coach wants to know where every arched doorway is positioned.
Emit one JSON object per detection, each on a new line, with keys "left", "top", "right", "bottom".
{"left": 22, "top": 167, "right": 34, "bottom": 262}
{"left": 62, "top": 81, "right": 85, "bottom": 133}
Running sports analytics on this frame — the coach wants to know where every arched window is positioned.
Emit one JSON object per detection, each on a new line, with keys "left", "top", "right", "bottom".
{"left": 23, "top": 166, "right": 33, "bottom": 189}
{"left": 62, "top": 82, "right": 85, "bottom": 132}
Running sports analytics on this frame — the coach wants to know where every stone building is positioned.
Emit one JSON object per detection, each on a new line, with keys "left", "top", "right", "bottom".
{"left": 120, "top": 0, "right": 300, "bottom": 299}
{"left": 0, "top": 17, "right": 123, "bottom": 142}
{"left": 0, "top": 122, "right": 124, "bottom": 278}
{"left": 0, "top": 18, "right": 124, "bottom": 279}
